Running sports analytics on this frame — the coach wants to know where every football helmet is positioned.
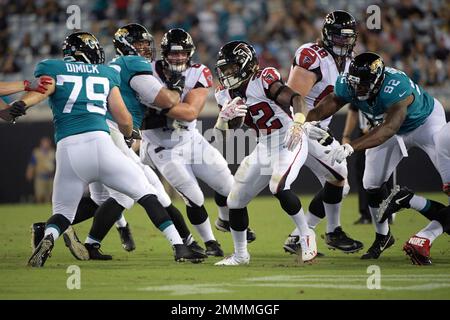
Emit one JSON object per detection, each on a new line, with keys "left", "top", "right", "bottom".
{"left": 322, "top": 10, "right": 357, "bottom": 57}
{"left": 113, "top": 23, "right": 155, "bottom": 61}
{"left": 347, "top": 52, "right": 385, "bottom": 101}
{"left": 62, "top": 31, "right": 105, "bottom": 64}
{"left": 161, "top": 28, "right": 195, "bottom": 72}
{"left": 215, "top": 41, "right": 259, "bottom": 90}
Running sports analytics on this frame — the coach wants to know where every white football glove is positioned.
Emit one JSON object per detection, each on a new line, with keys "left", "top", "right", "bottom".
{"left": 219, "top": 97, "right": 247, "bottom": 121}
{"left": 303, "top": 121, "right": 330, "bottom": 141}
{"left": 284, "top": 113, "right": 305, "bottom": 151}
{"left": 325, "top": 143, "right": 354, "bottom": 165}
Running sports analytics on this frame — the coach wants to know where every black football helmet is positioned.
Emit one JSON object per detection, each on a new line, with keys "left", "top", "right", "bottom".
{"left": 113, "top": 23, "right": 155, "bottom": 61}
{"left": 161, "top": 28, "right": 195, "bottom": 72}
{"left": 215, "top": 41, "right": 259, "bottom": 90}
{"left": 62, "top": 31, "right": 105, "bottom": 64}
{"left": 322, "top": 10, "right": 357, "bottom": 57}
{"left": 347, "top": 52, "right": 385, "bottom": 101}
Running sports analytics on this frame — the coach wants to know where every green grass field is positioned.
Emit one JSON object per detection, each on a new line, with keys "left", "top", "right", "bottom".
{"left": 1, "top": 194, "right": 449, "bottom": 300}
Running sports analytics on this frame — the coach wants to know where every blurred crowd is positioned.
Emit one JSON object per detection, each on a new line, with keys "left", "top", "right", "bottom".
{"left": 0, "top": 0, "right": 449, "bottom": 88}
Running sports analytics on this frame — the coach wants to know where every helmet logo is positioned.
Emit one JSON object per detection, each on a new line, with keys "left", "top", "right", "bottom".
{"left": 79, "top": 34, "right": 98, "bottom": 49}
{"left": 370, "top": 58, "right": 383, "bottom": 74}
{"left": 302, "top": 56, "right": 312, "bottom": 65}
{"left": 232, "top": 43, "right": 251, "bottom": 67}
{"left": 325, "top": 12, "right": 335, "bottom": 24}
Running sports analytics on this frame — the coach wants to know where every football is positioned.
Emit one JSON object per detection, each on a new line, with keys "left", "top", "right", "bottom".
{"left": 228, "top": 98, "right": 246, "bottom": 129}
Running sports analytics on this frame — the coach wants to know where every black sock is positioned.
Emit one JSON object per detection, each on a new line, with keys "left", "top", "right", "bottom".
{"left": 138, "top": 194, "right": 172, "bottom": 231}
{"left": 88, "top": 198, "right": 124, "bottom": 242}
{"left": 309, "top": 189, "right": 325, "bottom": 219}
{"left": 46, "top": 214, "right": 71, "bottom": 236}
{"left": 322, "top": 182, "right": 343, "bottom": 204}
{"left": 274, "top": 190, "right": 302, "bottom": 216}
{"left": 229, "top": 208, "right": 249, "bottom": 231}
{"left": 366, "top": 187, "right": 385, "bottom": 208}
{"left": 420, "top": 200, "right": 446, "bottom": 222}
{"left": 439, "top": 206, "right": 450, "bottom": 235}
{"left": 186, "top": 205, "right": 209, "bottom": 225}
{"left": 72, "top": 196, "right": 99, "bottom": 225}
{"left": 165, "top": 204, "right": 191, "bottom": 239}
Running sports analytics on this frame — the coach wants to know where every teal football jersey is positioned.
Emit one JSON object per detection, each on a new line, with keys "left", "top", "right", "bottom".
{"left": 107, "top": 55, "right": 153, "bottom": 128}
{"left": 335, "top": 67, "right": 435, "bottom": 134}
{"left": 35, "top": 58, "right": 120, "bottom": 142}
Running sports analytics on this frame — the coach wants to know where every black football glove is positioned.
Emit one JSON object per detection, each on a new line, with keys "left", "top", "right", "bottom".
{"left": 165, "top": 72, "right": 185, "bottom": 96}
{"left": 9, "top": 100, "right": 27, "bottom": 120}
{"left": 319, "top": 127, "right": 335, "bottom": 146}
{"left": 124, "top": 128, "right": 141, "bottom": 148}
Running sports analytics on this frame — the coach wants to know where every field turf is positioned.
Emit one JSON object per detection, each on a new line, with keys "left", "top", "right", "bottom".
{"left": 0, "top": 194, "right": 449, "bottom": 300}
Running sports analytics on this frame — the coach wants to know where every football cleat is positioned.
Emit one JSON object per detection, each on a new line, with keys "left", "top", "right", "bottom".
{"left": 28, "top": 234, "right": 54, "bottom": 267}
{"left": 84, "top": 243, "right": 112, "bottom": 260}
{"left": 325, "top": 226, "right": 364, "bottom": 253}
{"left": 186, "top": 240, "right": 208, "bottom": 258}
{"left": 173, "top": 244, "right": 206, "bottom": 263}
{"left": 403, "top": 235, "right": 432, "bottom": 265}
{"left": 214, "top": 253, "right": 250, "bottom": 266}
{"left": 31, "top": 222, "right": 46, "bottom": 252}
{"left": 378, "top": 186, "right": 414, "bottom": 223}
{"left": 117, "top": 223, "right": 136, "bottom": 252}
{"left": 214, "top": 218, "right": 256, "bottom": 243}
{"left": 205, "top": 240, "right": 224, "bottom": 257}
{"left": 63, "top": 226, "right": 89, "bottom": 260}
{"left": 299, "top": 229, "right": 317, "bottom": 262}
{"left": 283, "top": 234, "right": 325, "bottom": 257}
{"left": 361, "top": 231, "right": 395, "bottom": 259}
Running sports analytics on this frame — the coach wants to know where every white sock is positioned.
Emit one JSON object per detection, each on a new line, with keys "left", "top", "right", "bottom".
{"left": 369, "top": 206, "right": 389, "bottom": 235}
{"left": 306, "top": 211, "right": 322, "bottom": 229}
{"left": 289, "top": 208, "right": 309, "bottom": 236}
{"left": 193, "top": 217, "right": 216, "bottom": 242}
{"left": 115, "top": 214, "right": 127, "bottom": 228}
{"left": 218, "top": 206, "right": 229, "bottom": 221}
{"left": 290, "top": 227, "right": 300, "bottom": 237}
{"left": 44, "top": 227, "right": 60, "bottom": 241}
{"left": 85, "top": 236, "right": 100, "bottom": 245}
{"left": 416, "top": 220, "right": 443, "bottom": 243}
{"left": 324, "top": 202, "right": 342, "bottom": 233}
{"left": 230, "top": 228, "right": 248, "bottom": 257}
{"left": 161, "top": 224, "right": 183, "bottom": 246}
{"left": 409, "top": 195, "right": 428, "bottom": 211}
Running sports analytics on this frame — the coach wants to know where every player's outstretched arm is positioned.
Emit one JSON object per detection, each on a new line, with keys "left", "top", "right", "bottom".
{"left": 306, "top": 92, "right": 346, "bottom": 122}
{"left": 107, "top": 86, "right": 133, "bottom": 138}
{"left": 0, "top": 76, "right": 53, "bottom": 96}
{"left": 166, "top": 87, "right": 209, "bottom": 122}
{"left": 129, "top": 74, "right": 181, "bottom": 110}
{"left": 349, "top": 95, "right": 412, "bottom": 151}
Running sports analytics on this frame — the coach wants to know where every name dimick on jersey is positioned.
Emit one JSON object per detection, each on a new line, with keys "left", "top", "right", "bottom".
{"left": 215, "top": 67, "right": 293, "bottom": 139}
{"left": 141, "top": 60, "right": 213, "bottom": 148}
{"left": 292, "top": 42, "right": 351, "bottom": 127}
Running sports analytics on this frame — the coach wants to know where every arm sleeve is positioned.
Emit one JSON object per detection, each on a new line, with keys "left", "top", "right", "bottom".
{"left": 129, "top": 74, "right": 164, "bottom": 107}
{"left": 334, "top": 75, "right": 352, "bottom": 104}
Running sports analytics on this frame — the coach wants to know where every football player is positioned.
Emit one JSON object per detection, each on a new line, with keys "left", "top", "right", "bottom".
{"left": 139, "top": 28, "right": 254, "bottom": 257}
{"left": 284, "top": 10, "right": 363, "bottom": 255}
{"left": 377, "top": 121, "right": 450, "bottom": 265}
{"left": 31, "top": 24, "right": 207, "bottom": 260}
{"left": 213, "top": 40, "right": 317, "bottom": 265}
{"left": 11, "top": 31, "right": 204, "bottom": 267}
{"left": 305, "top": 52, "right": 447, "bottom": 259}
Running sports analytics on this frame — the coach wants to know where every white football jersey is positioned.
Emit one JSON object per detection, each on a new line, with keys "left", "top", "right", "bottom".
{"left": 215, "top": 67, "right": 293, "bottom": 140}
{"left": 142, "top": 60, "right": 213, "bottom": 148}
{"left": 292, "top": 42, "right": 351, "bottom": 127}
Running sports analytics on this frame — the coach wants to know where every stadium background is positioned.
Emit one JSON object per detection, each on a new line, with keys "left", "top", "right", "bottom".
{"left": 0, "top": 0, "right": 449, "bottom": 203}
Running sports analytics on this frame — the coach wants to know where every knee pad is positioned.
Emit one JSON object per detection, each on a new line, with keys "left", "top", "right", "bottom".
{"left": 309, "top": 189, "right": 325, "bottom": 219}
{"left": 366, "top": 187, "right": 385, "bottom": 208}
{"left": 109, "top": 190, "right": 135, "bottom": 210}
{"left": 214, "top": 192, "right": 228, "bottom": 207}
{"left": 274, "top": 190, "right": 302, "bottom": 215}
{"left": 186, "top": 204, "right": 209, "bottom": 225}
